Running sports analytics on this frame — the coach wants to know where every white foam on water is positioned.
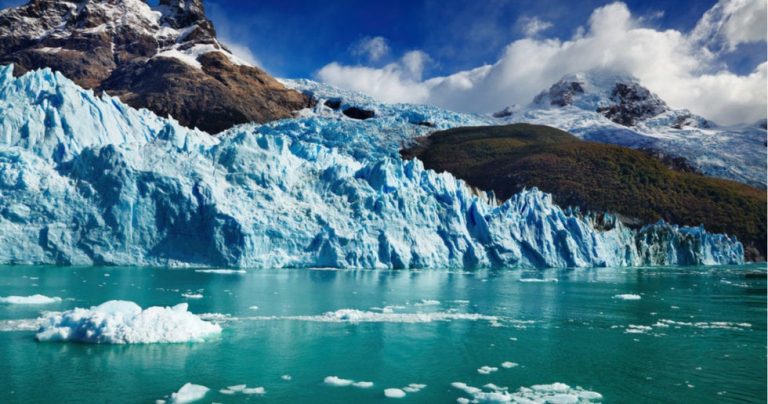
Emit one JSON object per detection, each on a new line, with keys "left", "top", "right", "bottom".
{"left": 414, "top": 299, "right": 440, "bottom": 306}
{"left": 195, "top": 269, "right": 246, "bottom": 274}
{"left": 384, "top": 388, "right": 406, "bottom": 398}
{"left": 654, "top": 319, "right": 751, "bottom": 330}
{"left": 0, "top": 295, "right": 62, "bottom": 305}
{"left": 34, "top": 301, "right": 221, "bottom": 344}
{"left": 614, "top": 294, "right": 642, "bottom": 300}
{"left": 170, "top": 383, "right": 209, "bottom": 403}
{"left": 281, "top": 375, "right": 292, "bottom": 381}
{"left": 259, "top": 309, "right": 499, "bottom": 324}
{"left": 625, "top": 325, "right": 653, "bottom": 334}
{"left": 181, "top": 293, "right": 203, "bottom": 299}
{"left": 519, "top": 278, "right": 559, "bottom": 283}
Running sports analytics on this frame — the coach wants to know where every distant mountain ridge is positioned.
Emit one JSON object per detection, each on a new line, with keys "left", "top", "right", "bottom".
{"left": 495, "top": 71, "right": 766, "bottom": 188}
{"left": 0, "top": 0, "right": 310, "bottom": 133}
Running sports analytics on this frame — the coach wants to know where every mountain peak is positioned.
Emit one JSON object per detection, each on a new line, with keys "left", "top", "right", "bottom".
{"left": 532, "top": 71, "right": 670, "bottom": 126}
{"left": 0, "top": 0, "right": 311, "bottom": 133}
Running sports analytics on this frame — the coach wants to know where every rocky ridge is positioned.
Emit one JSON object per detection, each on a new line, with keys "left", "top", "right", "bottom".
{"left": 0, "top": 0, "right": 310, "bottom": 133}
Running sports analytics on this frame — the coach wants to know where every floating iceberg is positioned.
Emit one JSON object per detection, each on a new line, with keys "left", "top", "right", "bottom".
{"left": 34, "top": 300, "right": 222, "bottom": 344}
{"left": 0, "top": 66, "right": 745, "bottom": 269}
{"left": 170, "top": 383, "right": 209, "bottom": 403}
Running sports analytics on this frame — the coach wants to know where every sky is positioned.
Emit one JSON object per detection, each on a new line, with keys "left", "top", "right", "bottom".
{"left": 202, "top": 0, "right": 767, "bottom": 125}
{"left": 1, "top": 0, "right": 765, "bottom": 124}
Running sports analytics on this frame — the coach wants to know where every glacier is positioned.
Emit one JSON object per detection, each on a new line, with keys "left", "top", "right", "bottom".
{"left": 0, "top": 65, "right": 744, "bottom": 268}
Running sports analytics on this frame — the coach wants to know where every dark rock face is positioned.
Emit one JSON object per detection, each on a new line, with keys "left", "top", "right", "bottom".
{"left": 342, "top": 107, "right": 375, "bottom": 120}
{"left": 533, "top": 80, "right": 585, "bottom": 107}
{"left": 596, "top": 82, "right": 669, "bottom": 126}
{"left": 0, "top": 0, "right": 311, "bottom": 133}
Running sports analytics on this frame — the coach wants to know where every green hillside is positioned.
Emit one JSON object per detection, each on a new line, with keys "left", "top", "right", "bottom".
{"left": 402, "top": 124, "right": 766, "bottom": 261}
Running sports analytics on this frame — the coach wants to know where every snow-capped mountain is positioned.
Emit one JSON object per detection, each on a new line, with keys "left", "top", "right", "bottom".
{"left": 0, "top": 66, "right": 743, "bottom": 268}
{"left": 0, "top": 0, "right": 310, "bottom": 133}
{"left": 496, "top": 71, "right": 766, "bottom": 188}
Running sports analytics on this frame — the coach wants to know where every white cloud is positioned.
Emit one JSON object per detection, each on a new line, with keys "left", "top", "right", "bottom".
{"left": 691, "top": 0, "right": 767, "bottom": 52}
{"left": 519, "top": 16, "right": 553, "bottom": 37}
{"left": 317, "top": 51, "right": 431, "bottom": 103}
{"left": 221, "top": 40, "right": 262, "bottom": 67}
{"left": 317, "top": 1, "right": 767, "bottom": 125}
{"left": 351, "top": 36, "right": 391, "bottom": 62}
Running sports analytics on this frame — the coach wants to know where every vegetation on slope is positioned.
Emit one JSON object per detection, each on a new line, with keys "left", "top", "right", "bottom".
{"left": 402, "top": 124, "right": 766, "bottom": 261}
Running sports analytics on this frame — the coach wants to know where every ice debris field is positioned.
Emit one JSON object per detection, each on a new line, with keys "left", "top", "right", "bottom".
{"left": 0, "top": 65, "right": 746, "bottom": 269}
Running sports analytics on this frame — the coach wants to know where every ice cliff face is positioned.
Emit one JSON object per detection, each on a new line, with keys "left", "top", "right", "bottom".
{"left": 0, "top": 66, "right": 744, "bottom": 268}
{"left": 498, "top": 71, "right": 766, "bottom": 188}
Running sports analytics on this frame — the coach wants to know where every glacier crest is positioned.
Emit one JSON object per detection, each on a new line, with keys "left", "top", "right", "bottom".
{"left": 0, "top": 66, "right": 744, "bottom": 268}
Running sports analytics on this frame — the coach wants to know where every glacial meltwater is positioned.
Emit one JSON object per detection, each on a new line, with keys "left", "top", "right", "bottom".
{"left": 0, "top": 265, "right": 764, "bottom": 403}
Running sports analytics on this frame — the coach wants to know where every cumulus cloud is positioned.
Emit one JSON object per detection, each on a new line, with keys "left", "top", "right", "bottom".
{"left": 317, "top": 51, "right": 431, "bottom": 103}
{"left": 351, "top": 36, "right": 391, "bottom": 62}
{"left": 519, "top": 16, "right": 553, "bottom": 37}
{"left": 691, "top": 0, "right": 767, "bottom": 52}
{"left": 317, "top": 1, "right": 767, "bottom": 125}
{"left": 221, "top": 40, "right": 262, "bottom": 67}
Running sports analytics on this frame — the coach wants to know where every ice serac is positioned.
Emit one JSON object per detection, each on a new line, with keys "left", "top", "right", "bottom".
{"left": 501, "top": 71, "right": 767, "bottom": 188}
{"left": 0, "top": 67, "right": 744, "bottom": 268}
{"left": 0, "top": 0, "right": 310, "bottom": 133}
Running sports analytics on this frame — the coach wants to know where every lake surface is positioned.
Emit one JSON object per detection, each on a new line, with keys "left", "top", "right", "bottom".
{"left": 0, "top": 264, "right": 765, "bottom": 403}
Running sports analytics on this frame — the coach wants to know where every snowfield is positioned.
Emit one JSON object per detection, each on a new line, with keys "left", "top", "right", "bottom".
{"left": 0, "top": 65, "right": 745, "bottom": 269}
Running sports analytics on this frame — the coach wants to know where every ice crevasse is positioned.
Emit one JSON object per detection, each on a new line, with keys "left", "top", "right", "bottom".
{"left": 0, "top": 65, "right": 744, "bottom": 268}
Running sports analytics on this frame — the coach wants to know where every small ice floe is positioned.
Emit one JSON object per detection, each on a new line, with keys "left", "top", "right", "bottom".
{"left": 0, "top": 295, "right": 62, "bottom": 305}
{"left": 402, "top": 383, "right": 426, "bottom": 393}
{"left": 614, "top": 294, "right": 642, "bottom": 300}
{"left": 477, "top": 366, "right": 499, "bottom": 375}
{"left": 170, "top": 383, "right": 209, "bottom": 403}
{"left": 501, "top": 361, "right": 518, "bottom": 368}
{"left": 324, "top": 376, "right": 354, "bottom": 386}
{"left": 35, "top": 301, "right": 221, "bottom": 344}
{"left": 281, "top": 375, "right": 292, "bottom": 381}
{"left": 414, "top": 299, "right": 440, "bottom": 306}
{"left": 195, "top": 269, "right": 246, "bottom": 275}
{"left": 384, "top": 388, "right": 406, "bottom": 398}
{"left": 181, "top": 293, "right": 203, "bottom": 299}
{"left": 242, "top": 387, "right": 266, "bottom": 395}
{"left": 324, "top": 376, "right": 373, "bottom": 388}
{"left": 220, "top": 384, "right": 264, "bottom": 395}
{"left": 453, "top": 381, "right": 603, "bottom": 403}
{"left": 0, "top": 318, "right": 45, "bottom": 332}
{"left": 249, "top": 306, "right": 259, "bottom": 311}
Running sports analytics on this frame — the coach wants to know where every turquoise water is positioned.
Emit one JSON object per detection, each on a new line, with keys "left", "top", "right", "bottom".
{"left": 0, "top": 264, "right": 765, "bottom": 403}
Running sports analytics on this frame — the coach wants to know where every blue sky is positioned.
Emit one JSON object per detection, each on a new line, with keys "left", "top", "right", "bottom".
{"left": 204, "top": 0, "right": 763, "bottom": 78}
{"left": 0, "top": 0, "right": 764, "bottom": 123}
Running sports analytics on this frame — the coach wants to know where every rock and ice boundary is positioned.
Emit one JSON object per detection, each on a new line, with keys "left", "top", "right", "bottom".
{"left": 0, "top": 65, "right": 744, "bottom": 269}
